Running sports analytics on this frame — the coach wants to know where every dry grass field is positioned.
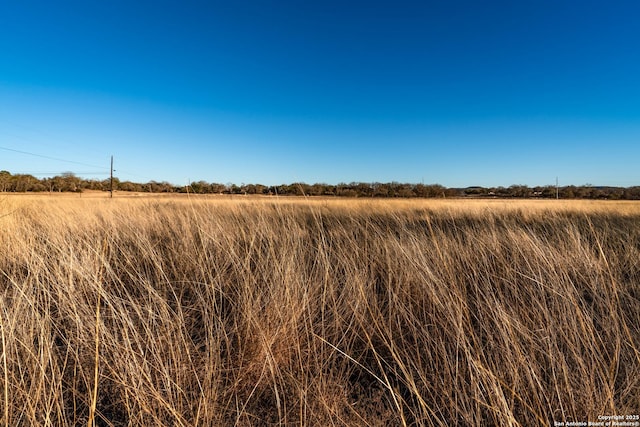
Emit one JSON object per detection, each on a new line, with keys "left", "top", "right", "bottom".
{"left": 0, "top": 194, "right": 639, "bottom": 426}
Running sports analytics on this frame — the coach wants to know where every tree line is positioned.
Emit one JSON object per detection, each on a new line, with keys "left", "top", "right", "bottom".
{"left": 1, "top": 170, "right": 639, "bottom": 199}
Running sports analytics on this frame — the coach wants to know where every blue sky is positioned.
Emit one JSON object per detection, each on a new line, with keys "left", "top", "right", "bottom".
{"left": 1, "top": 0, "right": 639, "bottom": 187}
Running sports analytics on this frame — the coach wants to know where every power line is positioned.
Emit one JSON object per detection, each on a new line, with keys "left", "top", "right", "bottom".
{"left": 0, "top": 120, "right": 110, "bottom": 166}
{"left": 1, "top": 145, "right": 154, "bottom": 181}
{"left": 2, "top": 143, "right": 169, "bottom": 184}
{"left": 10, "top": 172, "right": 110, "bottom": 176}
{"left": 0, "top": 146, "right": 108, "bottom": 171}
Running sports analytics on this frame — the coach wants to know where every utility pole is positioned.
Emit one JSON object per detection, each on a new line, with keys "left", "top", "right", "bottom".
{"left": 110, "top": 155, "right": 114, "bottom": 198}
{"left": 556, "top": 176, "right": 559, "bottom": 199}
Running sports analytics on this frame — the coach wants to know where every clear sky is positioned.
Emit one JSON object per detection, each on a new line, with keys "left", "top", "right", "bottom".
{"left": 1, "top": 0, "right": 639, "bottom": 187}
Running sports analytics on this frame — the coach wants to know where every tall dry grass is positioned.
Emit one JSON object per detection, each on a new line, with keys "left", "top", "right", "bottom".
{"left": 0, "top": 195, "right": 639, "bottom": 426}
